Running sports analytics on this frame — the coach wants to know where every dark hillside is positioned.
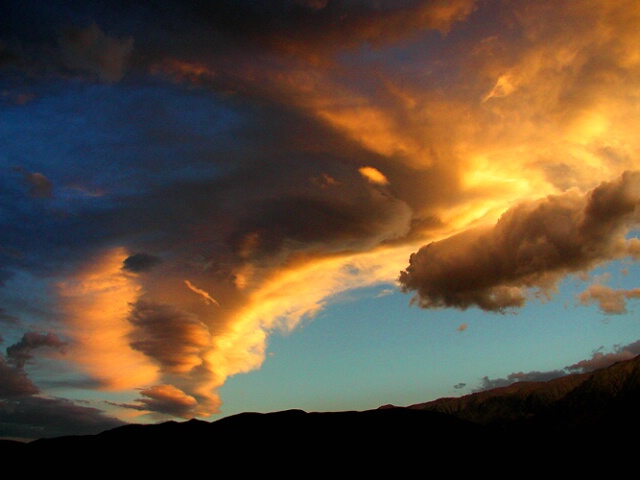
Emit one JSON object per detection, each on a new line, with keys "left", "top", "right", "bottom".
{"left": 3, "top": 355, "right": 640, "bottom": 471}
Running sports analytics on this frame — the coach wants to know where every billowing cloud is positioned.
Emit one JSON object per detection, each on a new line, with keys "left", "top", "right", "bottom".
{"left": 1, "top": 0, "right": 640, "bottom": 435}
{"left": 399, "top": 171, "right": 640, "bottom": 312}
{"left": 578, "top": 280, "right": 640, "bottom": 314}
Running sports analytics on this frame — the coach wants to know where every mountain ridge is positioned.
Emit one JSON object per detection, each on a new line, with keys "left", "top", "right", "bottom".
{"left": 3, "top": 354, "right": 640, "bottom": 468}
{"left": 410, "top": 353, "right": 640, "bottom": 432}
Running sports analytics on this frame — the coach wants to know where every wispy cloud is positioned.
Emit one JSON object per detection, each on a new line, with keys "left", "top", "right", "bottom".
{"left": 184, "top": 280, "right": 220, "bottom": 307}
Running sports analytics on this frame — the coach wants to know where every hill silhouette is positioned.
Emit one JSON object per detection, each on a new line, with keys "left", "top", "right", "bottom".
{"left": 411, "top": 352, "right": 640, "bottom": 433}
{"left": 3, "top": 354, "right": 639, "bottom": 471}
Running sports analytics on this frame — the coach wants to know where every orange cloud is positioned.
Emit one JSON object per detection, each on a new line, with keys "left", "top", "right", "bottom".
{"left": 359, "top": 166, "right": 389, "bottom": 186}
{"left": 57, "top": 248, "right": 158, "bottom": 390}
{"left": 184, "top": 280, "right": 220, "bottom": 306}
{"left": 578, "top": 283, "right": 640, "bottom": 314}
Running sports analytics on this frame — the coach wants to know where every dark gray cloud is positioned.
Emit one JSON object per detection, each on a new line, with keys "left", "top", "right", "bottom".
{"left": 399, "top": 171, "right": 640, "bottom": 312}
{"left": 128, "top": 301, "right": 210, "bottom": 373}
{"left": 0, "top": 357, "right": 38, "bottom": 398}
{"left": 6, "top": 332, "right": 67, "bottom": 369}
{"left": 0, "top": 333, "right": 122, "bottom": 440}
{"left": 477, "top": 369, "right": 567, "bottom": 392}
{"left": 0, "top": 394, "right": 125, "bottom": 440}
{"left": 566, "top": 340, "right": 640, "bottom": 373}
{"left": 0, "top": 0, "right": 473, "bottom": 85}
{"left": 476, "top": 340, "right": 640, "bottom": 392}
{"left": 122, "top": 253, "right": 162, "bottom": 273}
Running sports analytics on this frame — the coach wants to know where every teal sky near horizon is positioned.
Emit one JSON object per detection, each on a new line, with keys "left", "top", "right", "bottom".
{"left": 218, "top": 263, "right": 640, "bottom": 417}
{"left": 2, "top": 0, "right": 640, "bottom": 441}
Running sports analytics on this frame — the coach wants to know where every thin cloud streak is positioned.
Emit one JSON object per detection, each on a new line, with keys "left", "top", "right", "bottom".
{"left": 184, "top": 280, "right": 220, "bottom": 306}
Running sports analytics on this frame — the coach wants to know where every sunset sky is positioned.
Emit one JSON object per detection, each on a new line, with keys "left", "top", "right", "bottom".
{"left": 2, "top": 0, "right": 640, "bottom": 441}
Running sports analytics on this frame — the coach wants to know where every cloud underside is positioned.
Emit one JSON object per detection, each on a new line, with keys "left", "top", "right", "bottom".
{"left": 1, "top": 0, "right": 640, "bottom": 428}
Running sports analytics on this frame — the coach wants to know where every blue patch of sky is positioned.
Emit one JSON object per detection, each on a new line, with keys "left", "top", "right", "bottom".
{"left": 219, "top": 256, "right": 640, "bottom": 417}
{"left": 1, "top": 80, "right": 243, "bottom": 201}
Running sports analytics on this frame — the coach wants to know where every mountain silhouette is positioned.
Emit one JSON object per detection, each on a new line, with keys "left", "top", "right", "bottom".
{"left": 411, "top": 353, "right": 640, "bottom": 434}
{"left": 3, "top": 354, "right": 639, "bottom": 472}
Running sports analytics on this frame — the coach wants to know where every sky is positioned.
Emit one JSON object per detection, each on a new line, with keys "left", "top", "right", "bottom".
{"left": 1, "top": 0, "right": 640, "bottom": 441}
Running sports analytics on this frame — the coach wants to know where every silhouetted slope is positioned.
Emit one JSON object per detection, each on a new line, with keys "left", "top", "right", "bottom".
{"left": 412, "top": 354, "right": 640, "bottom": 435}
{"left": 3, "top": 355, "right": 640, "bottom": 470}
{"left": 25, "top": 407, "right": 481, "bottom": 456}
{"left": 410, "top": 371, "right": 592, "bottom": 426}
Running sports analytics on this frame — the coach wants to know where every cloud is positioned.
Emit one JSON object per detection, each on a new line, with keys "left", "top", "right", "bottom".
{"left": 0, "top": 336, "right": 123, "bottom": 440}
{"left": 578, "top": 283, "right": 640, "bottom": 314}
{"left": 13, "top": 167, "right": 53, "bottom": 199}
{"left": 6, "top": 331, "right": 67, "bottom": 369}
{"left": 0, "top": 307, "right": 20, "bottom": 326}
{"left": 184, "top": 280, "right": 220, "bottom": 306}
{"left": 399, "top": 171, "right": 640, "bottom": 312}
{"left": 566, "top": 341, "right": 640, "bottom": 373}
{"left": 477, "top": 340, "right": 640, "bottom": 391}
{"left": 24, "top": 172, "right": 53, "bottom": 199}
{"left": 376, "top": 288, "right": 395, "bottom": 298}
{"left": 0, "top": 357, "right": 38, "bottom": 398}
{"left": 171, "top": 0, "right": 474, "bottom": 56}
{"left": 359, "top": 166, "right": 389, "bottom": 186}
{"left": 127, "top": 300, "right": 211, "bottom": 374}
{"left": 122, "top": 253, "right": 162, "bottom": 273}
{"left": 57, "top": 248, "right": 159, "bottom": 390}
{"left": 124, "top": 385, "right": 199, "bottom": 418}
{"left": 478, "top": 369, "right": 568, "bottom": 391}
{"left": 0, "top": 394, "right": 125, "bottom": 440}
{"left": 59, "top": 23, "right": 133, "bottom": 82}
